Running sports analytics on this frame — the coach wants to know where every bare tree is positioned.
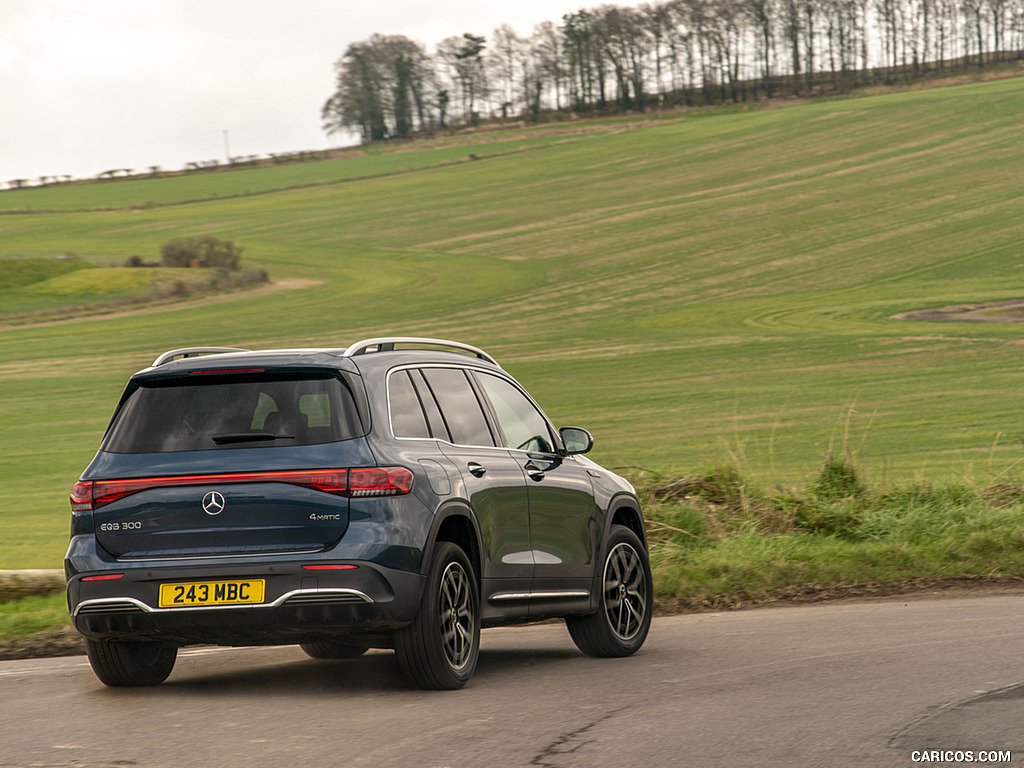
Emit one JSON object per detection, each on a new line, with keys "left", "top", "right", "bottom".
{"left": 437, "top": 33, "right": 489, "bottom": 124}
{"left": 642, "top": 1, "right": 676, "bottom": 96}
{"left": 594, "top": 5, "right": 652, "bottom": 109}
{"left": 801, "top": 0, "right": 820, "bottom": 85}
{"left": 746, "top": 0, "right": 779, "bottom": 94}
{"left": 988, "top": 0, "right": 1009, "bottom": 60}
{"left": 960, "top": 0, "right": 986, "bottom": 64}
{"left": 489, "top": 24, "right": 526, "bottom": 117}
{"left": 665, "top": 0, "right": 703, "bottom": 103}
{"left": 562, "top": 9, "right": 599, "bottom": 109}
{"left": 530, "top": 21, "right": 569, "bottom": 112}
{"left": 322, "top": 35, "right": 433, "bottom": 142}
{"left": 780, "top": 0, "right": 804, "bottom": 81}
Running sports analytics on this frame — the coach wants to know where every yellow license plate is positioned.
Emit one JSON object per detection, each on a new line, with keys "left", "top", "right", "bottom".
{"left": 159, "top": 579, "right": 265, "bottom": 608}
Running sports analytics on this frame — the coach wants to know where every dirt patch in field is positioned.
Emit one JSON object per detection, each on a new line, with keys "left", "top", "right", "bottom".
{"left": 896, "top": 299, "right": 1024, "bottom": 323}
{"left": 0, "top": 277, "right": 322, "bottom": 330}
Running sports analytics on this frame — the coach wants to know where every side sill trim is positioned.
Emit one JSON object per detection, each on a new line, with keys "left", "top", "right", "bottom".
{"left": 489, "top": 590, "right": 590, "bottom": 603}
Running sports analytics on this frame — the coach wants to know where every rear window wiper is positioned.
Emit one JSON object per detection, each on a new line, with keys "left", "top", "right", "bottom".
{"left": 212, "top": 433, "right": 296, "bottom": 445}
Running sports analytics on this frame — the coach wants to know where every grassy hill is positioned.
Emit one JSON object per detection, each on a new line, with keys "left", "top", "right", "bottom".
{"left": 2, "top": 77, "right": 1024, "bottom": 570}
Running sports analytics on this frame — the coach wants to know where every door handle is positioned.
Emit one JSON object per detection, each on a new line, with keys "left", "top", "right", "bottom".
{"left": 524, "top": 461, "right": 545, "bottom": 482}
{"left": 467, "top": 462, "right": 487, "bottom": 478}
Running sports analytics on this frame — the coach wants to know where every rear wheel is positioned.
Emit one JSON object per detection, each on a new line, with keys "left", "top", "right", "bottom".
{"left": 566, "top": 525, "right": 653, "bottom": 657}
{"left": 84, "top": 638, "right": 177, "bottom": 687}
{"left": 300, "top": 640, "right": 369, "bottom": 659}
{"left": 395, "top": 542, "right": 480, "bottom": 690}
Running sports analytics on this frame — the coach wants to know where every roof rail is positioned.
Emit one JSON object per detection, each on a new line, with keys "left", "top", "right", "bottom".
{"left": 152, "top": 347, "right": 250, "bottom": 367}
{"left": 342, "top": 337, "right": 500, "bottom": 367}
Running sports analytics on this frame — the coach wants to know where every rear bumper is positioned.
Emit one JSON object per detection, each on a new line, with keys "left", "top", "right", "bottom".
{"left": 67, "top": 560, "right": 424, "bottom": 647}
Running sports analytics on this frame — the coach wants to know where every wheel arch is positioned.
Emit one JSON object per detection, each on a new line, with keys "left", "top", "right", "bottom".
{"left": 607, "top": 495, "right": 647, "bottom": 549}
{"left": 423, "top": 502, "right": 483, "bottom": 587}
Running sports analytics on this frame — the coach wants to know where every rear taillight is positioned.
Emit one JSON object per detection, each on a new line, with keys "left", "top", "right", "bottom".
{"left": 349, "top": 467, "right": 415, "bottom": 497}
{"left": 70, "top": 481, "right": 93, "bottom": 512}
{"left": 69, "top": 467, "right": 414, "bottom": 511}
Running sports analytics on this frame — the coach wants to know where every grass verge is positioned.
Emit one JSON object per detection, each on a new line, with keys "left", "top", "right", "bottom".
{"left": 0, "top": 594, "right": 71, "bottom": 643}
{"left": 0, "top": 593, "right": 82, "bottom": 660}
{"left": 3, "top": 456, "right": 1023, "bottom": 652}
{"left": 637, "top": 457, "right": 1024, "bottom": 610}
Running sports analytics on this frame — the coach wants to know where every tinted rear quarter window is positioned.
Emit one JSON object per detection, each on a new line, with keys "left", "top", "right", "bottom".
{"left": 389, "top": 370, "right": 431, "bottom": 439}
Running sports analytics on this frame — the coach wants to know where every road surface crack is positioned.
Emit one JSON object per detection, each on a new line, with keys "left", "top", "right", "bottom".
{"left": 531, "top": 707, "right": 626, "bottom": 767}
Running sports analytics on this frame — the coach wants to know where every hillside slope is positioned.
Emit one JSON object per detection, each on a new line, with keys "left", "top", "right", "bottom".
{"left": 2, "top": 78, "right": 1024, "bottom": 566}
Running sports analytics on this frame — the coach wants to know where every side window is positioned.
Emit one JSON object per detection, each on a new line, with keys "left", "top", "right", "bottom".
{"left": 388, "top": 370, "right": 430, "bottom": 439}
{"left": 420, "top": 367, "right": 495, "bottom": 447}
{"left": 475, "top": 372, "right": 554, "bottom": 453}
{"left": 409, "top": 369, "right": 450, "bottom": 441}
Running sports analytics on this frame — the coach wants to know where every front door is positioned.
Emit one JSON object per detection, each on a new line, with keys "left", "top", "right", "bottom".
{"left": 471, "top": 371, "right": 596, "bottom": 580}
{"left": 518, "top": 449, "right": 595, "bottom": 579}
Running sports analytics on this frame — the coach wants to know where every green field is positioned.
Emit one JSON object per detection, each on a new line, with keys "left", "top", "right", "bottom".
{"left": 2, "top": 78, "right": 1024, "bottom": 573}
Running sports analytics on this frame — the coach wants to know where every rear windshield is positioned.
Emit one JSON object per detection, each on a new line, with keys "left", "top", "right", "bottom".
{"left": 102, "top": 372, "right": 365, "bottom": 453}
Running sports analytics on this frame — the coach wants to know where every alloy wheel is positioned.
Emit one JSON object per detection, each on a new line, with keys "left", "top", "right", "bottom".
{"left": 602, "top": 542, "right": 648, "bottom": 641}
{"left": 439, "top": 561, "right": 474, "bottom": 670}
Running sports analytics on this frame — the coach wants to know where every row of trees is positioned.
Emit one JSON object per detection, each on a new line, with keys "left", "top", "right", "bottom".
{"left": 322, "top": 0, "right": 1024, "bottom": 141}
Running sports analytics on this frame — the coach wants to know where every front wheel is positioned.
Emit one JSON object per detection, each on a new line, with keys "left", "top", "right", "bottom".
{"left": 395, "top": 542, "right": 480, "bottom": 690}
{"left": 84, "top": 638, "right": 177, "bottom": 687}
{"left": 566, "top": 525, "right": 653, "bottom": 657}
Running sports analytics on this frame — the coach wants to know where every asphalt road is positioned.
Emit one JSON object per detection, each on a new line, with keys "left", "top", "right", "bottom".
{"left": 3, "top": 593, "right": 1023, "bottom": 768}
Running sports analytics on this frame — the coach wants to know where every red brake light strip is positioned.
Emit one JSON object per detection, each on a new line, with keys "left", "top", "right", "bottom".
{"left": 70, "top": 467, "right": 413, "bottom": 511}
{"left": 188, "top": 368, "right": 265, "bottom": 375}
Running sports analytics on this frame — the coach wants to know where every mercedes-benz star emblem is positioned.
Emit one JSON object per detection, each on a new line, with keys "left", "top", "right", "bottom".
{"left": 202, "top": 491, "right": 226, "bottom": 516}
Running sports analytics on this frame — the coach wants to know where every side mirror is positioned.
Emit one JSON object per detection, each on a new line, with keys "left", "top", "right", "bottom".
{"left": 559, "top": 427, "right": 593, "bottom": 455}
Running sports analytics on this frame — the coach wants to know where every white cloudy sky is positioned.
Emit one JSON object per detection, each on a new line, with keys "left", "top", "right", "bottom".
{"left": 0, "top": 0, "right": 642, "bottom": 183}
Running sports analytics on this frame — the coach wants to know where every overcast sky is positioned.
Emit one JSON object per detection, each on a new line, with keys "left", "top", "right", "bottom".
{"left": 0, "top": 0, "right": 646, "bottom": 184}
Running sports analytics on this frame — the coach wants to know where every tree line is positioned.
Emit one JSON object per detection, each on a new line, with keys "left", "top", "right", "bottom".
{"left": 322, "top": 0, "right": 1024, "bottom": 142}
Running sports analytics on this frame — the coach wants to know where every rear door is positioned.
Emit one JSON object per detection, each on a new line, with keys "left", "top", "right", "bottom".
{"left": 436, "top": 443, "right": 534, "bottom": 579}
{"left": 408, "top": 367, "right": 534, "bottom": 581}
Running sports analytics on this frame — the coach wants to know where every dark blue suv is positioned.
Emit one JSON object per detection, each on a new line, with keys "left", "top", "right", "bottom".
{"left": 67, "top": 338, "right": 652, "bottom": 689}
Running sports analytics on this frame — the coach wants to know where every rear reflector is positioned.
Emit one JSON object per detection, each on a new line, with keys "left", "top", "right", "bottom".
{"left": 69, "top": 467, "right": 414, "bottom": 511}
{"left": 301, "top": 564, "right": 359, "bottom": 571}
{"left": 81, "top": 573, "right": 124, "bottom": 582}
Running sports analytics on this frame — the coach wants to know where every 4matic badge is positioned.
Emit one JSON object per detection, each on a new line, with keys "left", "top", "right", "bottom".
{"left": 202, "top": 491, "right": 226, "bottom": 516}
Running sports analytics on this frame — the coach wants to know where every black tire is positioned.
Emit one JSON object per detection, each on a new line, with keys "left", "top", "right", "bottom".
{"left": 299, "top": 640, "right": 369, "bottom": 659}
{"left": 84, "top": 638, "right": 177, "bottom": 687}
{"left": 394, "top": 542, "right": 480, "bottom": 690}
{"left": 566, "top": 525, "right": 653, "bottom": 657}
